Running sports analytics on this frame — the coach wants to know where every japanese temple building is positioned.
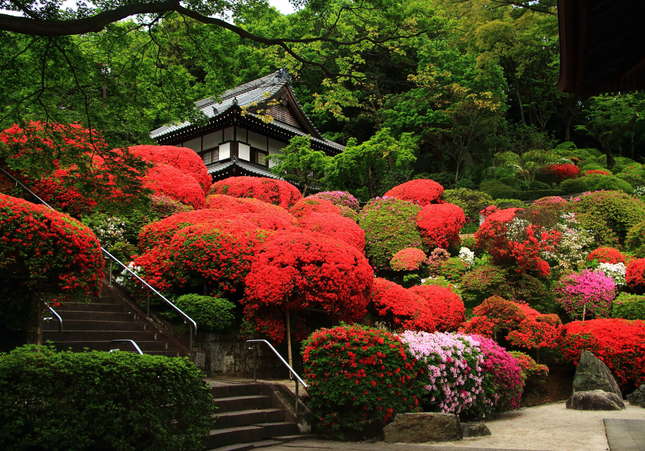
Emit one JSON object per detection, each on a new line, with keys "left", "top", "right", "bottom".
{"left": 150, "top": 69, "right": 344, "bottom": 180}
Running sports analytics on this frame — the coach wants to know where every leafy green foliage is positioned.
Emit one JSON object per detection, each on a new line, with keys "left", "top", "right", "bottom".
{"left": 0, "top": 345, "right": 213, "bottom": 451}
{"left": 611, "top": 293, "right": 645, "bottom": 320}
{"left": 626, "top": 221, "right": 645, "bottom": 256}
{"left": 270, "top": 136, "right": 330, "bottom": 196}
{"left": 174, "top": 294, "right": 236, "bottom": 332}
{"left": 443, "top": 188, "right": 493, "bottom": 223}
{"left": 560, "top": 174, "right": 634, "bottom": 194}
{"left": 459, "top": 264, "right": 508, "bottom": 307}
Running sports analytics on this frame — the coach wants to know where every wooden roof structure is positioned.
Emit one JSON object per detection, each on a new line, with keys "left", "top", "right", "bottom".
{"left": 558, "top": 0, "right": 645, "bottom": 96}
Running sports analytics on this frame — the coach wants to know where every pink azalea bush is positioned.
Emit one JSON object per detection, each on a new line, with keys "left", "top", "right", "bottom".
{"left": 556, "top": 269, "right": 616, "bottom": 320}
{"left": 309, "top": 191, "right": 360, "bottom": 211}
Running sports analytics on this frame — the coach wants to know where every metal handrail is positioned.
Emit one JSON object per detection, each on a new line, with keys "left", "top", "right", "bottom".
{"left": 43, "top": 302, "right": 63, "bottom": 332}
{"left": 246, "top": 339, "right": 308, "bottom": 417}
{"left": 110, "top": 339, "right": 144, "bottom": 355}
{"left": 0, "top": 166, "right": 197, "bottom": 349}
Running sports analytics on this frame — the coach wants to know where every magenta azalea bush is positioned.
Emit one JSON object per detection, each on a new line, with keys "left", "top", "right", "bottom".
{"left": 400, "top": 331, "right": 485, "bottom": 415}
{"left": 309, "top": 191, "right": 360, "bottom": 211}
{"left": 556, "top": 269, "right": 616, "bottom": 320}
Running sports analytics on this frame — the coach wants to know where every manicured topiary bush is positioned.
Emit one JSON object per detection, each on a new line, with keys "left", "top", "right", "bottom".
{"left": 143, "top": 163, "right": 205, "bottom": 209}
{"left": 612, "top": 293, "right": 645, "bottom": 320}
{"left": 243, "top": 231, "right": 374, "bottom": 343}
{"left": 555, "top": 270, "right": 616, "bottom": 320}
{"left": 510, "top": 351, "right": 549, "bottom": 379}
{"left": 587, "top": 247, "right": 626, "bottom": 264}
{"left": 400, "top": 331, "right": 485, "bottom": 414}
{"left": 533, "top": 196, "right": 568, "bottom": 206}
{"left": 302, "top": 325, "right": 427, "bottom": 439}
{"left": 369, "top": 278, "right": 436, "bottom": 331}
{"left": 384, "top": 178, "right": 444, "bottom": 206}
{"left": 297, "top": 213, "right": 365, "bottom": 251}
{"left": 626, "top": 258, "right": 645, "bottom": 293}
{"left": 436, "top": 257, "right": 469, "bottom": 283}
{"left": 584, "top": 169, "right": 611, "bottom": 176}
{"left": 308, "top": 191, "right": 360, "bottom": 210}
{"left": 408, "top": 285, "right": 465, "bottom": 331}
{"left": 570, "top": 191, "right": 644, "bottom": 246}
{"left": 390, "top": 248, "right": 427, "bottom": 272}
{"left": 626, "top": 221, "right": 645, "bottom": 256}
{"left": 416, "top": 202, "right": 465, "bottom": 249}
{"left": 442, "top": 188, "right": 493, "bottom": 223}
{"left": 559, "top": 319, "right": 645, "bottom": 389}
{"left": 358, "top": 198, "right": 423, "bottom": 271}
{"left": 459, "top": 264, "right": 508, "bottom": 307}
{"left": 289, "top": 197, "right": 341, "bottom": 217}
{"left": 173, "top": 294, "right": 236, "bottom": 331}
{"left": 0, "top": 345, "right": 213, "bottom": 450}
{"left": 544, "top": 163, "right": 580, "bottom": 181}
{"left": 561, "top": 174, "right": 634, "bottom": 194}
{"left": 210, "top": 176, "right": 301, "bottom": 208}
{"left": 129, "top": 145, "right": 211, "bottom": 194}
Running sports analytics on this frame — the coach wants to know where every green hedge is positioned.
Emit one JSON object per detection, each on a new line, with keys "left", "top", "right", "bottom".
{"left": 612, "top": 293, "right": 645, "bottom": 320}
{"left": 0, "top": 346, "right": 213, "bottom": 451}
{"left": 174, "top": 294, "right": 236, "bottom": 332}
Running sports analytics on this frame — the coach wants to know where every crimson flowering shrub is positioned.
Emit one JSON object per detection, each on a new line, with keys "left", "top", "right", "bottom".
{"left": 460, "top": 296, "right": 561, "bottom": 351}
{"left": 370, "top": 278, "right": 436, "bottom": 331}
{"left": 129, "top": 145, "right": 211, "bottom": 194}
{"left": 297, "top": 213, "right": 365, "bottom": 251}
{"left": 384, "top": 179, "right": 444, "bottom": 206}
{"left": 586, "top": 247, "right": 626, "bottom": 264}
{"left": 400, "top": 331, "right": 485, "bottom": 415}
{"left": 289, "top": 197, "right": 341, "bottom": 217}
{"left": 585, "top": 169, "right": 611, "bottom": 176}
{"left": 134, "top": 219, "right": 268, "bottom": 296}
{"left": 143, "top": 163, "right": 205, "bottom": 209}
{"left": 205, "top": 194, "right": 296, "bottom": 229}
{"left": 308, "top": 191, "right": 360, "bottom": 211}
{"left": 626, "top": 258, "right": 645, "bottom": 293}
{"left": 390, "top": 248, "right": 427, "bottom": 272}
{"left": 0, "top": 193, "right": 104, "bottom": 301}
{"left": 209, "top": 176, "right": 301, "bottom": 208}
{"left": 302, "top": 325, "right": 426, "bottom": 439}
{"left": 242, "top": 231, "right": 374, "bottom": 343}
{"left": 544, "top": 163, "right": 580, "bottom": 181}
{"left": 556, "top": 270, "right": 616, "bottom": 320}
{"left": 358, "top": 198, "right": 423, "bottom": 271}
{"left": 559, "top": 318, "right": 645, "bottom": 389}
{"left": 408, "top": 285, "right": 465, "bottom": 331}
{"left": 416, "top": 203, "right": 465, "bottom": 249}
{"left": 475, "top": 208, "right": 561, "bottom": 277}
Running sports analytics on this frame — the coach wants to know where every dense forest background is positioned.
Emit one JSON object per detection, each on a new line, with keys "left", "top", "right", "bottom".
{"left": 1, "top": 0, "right": 643, "bottom": 193}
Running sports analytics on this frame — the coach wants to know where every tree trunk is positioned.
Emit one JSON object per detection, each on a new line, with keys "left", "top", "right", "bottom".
{"left": 286, "top": 310, "right": 293, "bottom": 370}
{"left": 26, "top": 298, "right": 43, "bottom": 345}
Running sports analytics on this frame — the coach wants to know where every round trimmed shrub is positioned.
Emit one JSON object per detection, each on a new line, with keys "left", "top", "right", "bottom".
{"left": 308, "top": 191, "right": 360, "bottom": 210}
{"left": 209, "top": 176, "right": 302, "bottom": 208}
{"left": 358, "top": 198, "right": 423, "bottom": 271}
{"left": 302, "top": 325, "right": 426, "bottom": 439}
{"left": 436, "top": 257, "right": 469, "bottom": 283}
{"left": 416, "top": 203, "right": 466, "bottom": 249}
{"left": 559, "top": 319, "right": 645, "bottom": 389}
{"left": 626, "top": 258, "right": 645, "bottom": 293}
{"left": 390, "top": 248, "right": 427, "bottom": 272}
{"left": 561, "top": 174, "right": 634, "bottom": 194}
{"left": 543, "top": 163, "right": 580, "bottom": 181}
{"left": 459, "top": 264, "right": 508, "bottom": 307}
{"left": 587, "top": 247, "right": 626, "bottom": 264}
{"left": 0, "top": 345, "right": 213, "bottom": 450}
{"left": 173, "top": 294, "right": 236, "bottom": 331}
{"left": 289, "top": 197, "right": 341, "bottom": 217}
{"left": 612, "top": 293, "right": 645, "bottom": 320}
{"left": 370, "top": 278, "right": 436, "bottom": 331}
{"left": 408, "top": 285, "right": 465, "bottom": 331}
{"left": 442, "top": 188, "right": 493, "bottom": 223}
{"left": 297, "top": 213, "right": 365, "bottom": 251}
{"left": 143, "top": 163, "right": 205, "bottom": 209}
{"left": 384, "top": 179, "right": 444, "bottom": 206}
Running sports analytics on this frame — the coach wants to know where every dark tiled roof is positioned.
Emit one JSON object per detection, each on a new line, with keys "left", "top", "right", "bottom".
{"left": 207, "top": 158, "right": 281, "bottom": 179}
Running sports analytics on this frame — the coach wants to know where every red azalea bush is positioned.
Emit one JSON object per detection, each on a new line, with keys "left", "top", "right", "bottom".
{"left": 416, "top": 203, "right": 466, "bottom": 249}
{"left": 544, "top": 163, "right": 580, "bottom": 181}
{"left": 370, "top": 278, "right": 436, "bottom": 331}
{"left": 289, "top": 197, "right": 341, "bottom": 218}
{"left": 586, "top": 247, "right": 626, "bottom": 264}
{"left": 390, "top": 248, "right": 427, "bottom": 272}
{"left": 626, "top": 258, "right": 645, "bottom": 293}
{"left": 585, "top": 169, "right": 611, "bottom": 176}
{"left": 510, "top": 351, "right": 549, "bottom": 379}
{"left": 475, "top": 208, "right": 561, "bottom": 277}
{"left": 30, "top": 169, "right": 97, "bottom": 216}
{"left": 134, "top": 219, "right": 268, "bottom": 295}
{"left": 210, "top": 176, "right": 301, "bottom": 208}
{"left": 205, "top": 194, "right": 296, "bottom": 229}
{"left": 559, "top": 318, "right": 645, "bottom": 389}
{"left": 384, "top": 179, "right": 444, "bottom": 206}
{"left": 409, "top": 285, "right": 465, "bottom": 331}
{"left": 297, "top": 213, "right": 365, "bottom": 251}
{"left": 302, "top": 324, "right": 426, "bottom": 439}
{"left": 129, "top": 145, "right": 211, "bottom": 194}
{"left": 242, "top": 231, "right": 374, "bottom": 343}
{"left": 460, "top": 296, "right": 561, "bottom": 351}
{"left": 143, "top": 163, "right": 205, "bottom": 209}
{"left": 0, "top": 193, "right": 104, "bottom": 299}
{"left": 308, "top": 191, "right": 360, "bottom": 211}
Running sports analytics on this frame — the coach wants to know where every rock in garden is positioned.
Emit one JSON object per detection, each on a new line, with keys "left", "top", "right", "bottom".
{"left": 383, "top": 412, "right": 462, "bottom": 442}
{"left": 572, "top": 351, "right": 622, "bottom": 398}
{"left": 626, "top": 385, "right": 645, "bottom": 407}
{"left": 566, "top": 390, "right": 625, "bottom": 410}
{"left": 461, "top": 422, "right": 491, "bottom": 437}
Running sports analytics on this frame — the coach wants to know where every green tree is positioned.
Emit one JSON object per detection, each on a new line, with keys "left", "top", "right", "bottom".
{"left": 270, "top": 135, "right": 330, "bottom": 195}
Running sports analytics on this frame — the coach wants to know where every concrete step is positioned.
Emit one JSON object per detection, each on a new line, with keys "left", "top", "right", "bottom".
{"left": 254, "top": 422, "right": 299, "bottom": 437}
{"left": 43, "top": 330, "right": 159, "bottom": 341}
{"left": 53, "top": 310, "right": 134, "bottom": 321}
{"left": 212, "top": 383, "right": 271, "bottom": 398}
{"left": 55, "top": 302, "right": 124, "bottom": 312}
{"left": 205, "top": 425, "right": 266, "bottom": 449}
{"left": 212, "top": 409, "right": 285, "bottom": 428}
{"left": 214, "top": 395, "right": 273, "bottom": 412}
{"left": 42, "top": 319, "right": 146, "bottom": 331}
{"left": 207, "top": 439, "right": 282, "bottom": 451}
{"left": 49, "top": 340, "right": 174, "bottom": 353}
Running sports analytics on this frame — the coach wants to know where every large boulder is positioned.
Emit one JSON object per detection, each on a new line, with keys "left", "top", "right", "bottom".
{"left": 627, "top": 385, "right": 645, "bottom": 407}
{"left": 566, "top": 390, "right": 625, "bottom": 410}
{"left": 461, "top": 422, "right": 491, "bottom": 437}
{"left": 383, "top": 412, "right": 462, "bottom": 443}
{"left": 572, "top": 351, "right": 622, "bottom": 398}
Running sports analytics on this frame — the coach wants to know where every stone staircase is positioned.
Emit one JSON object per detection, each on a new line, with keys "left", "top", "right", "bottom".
{"left": 206, "top": 381, "right": 305, "bottom": 450}
{"left": 42, "top": 284, "right": 188, "bottom": 356}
